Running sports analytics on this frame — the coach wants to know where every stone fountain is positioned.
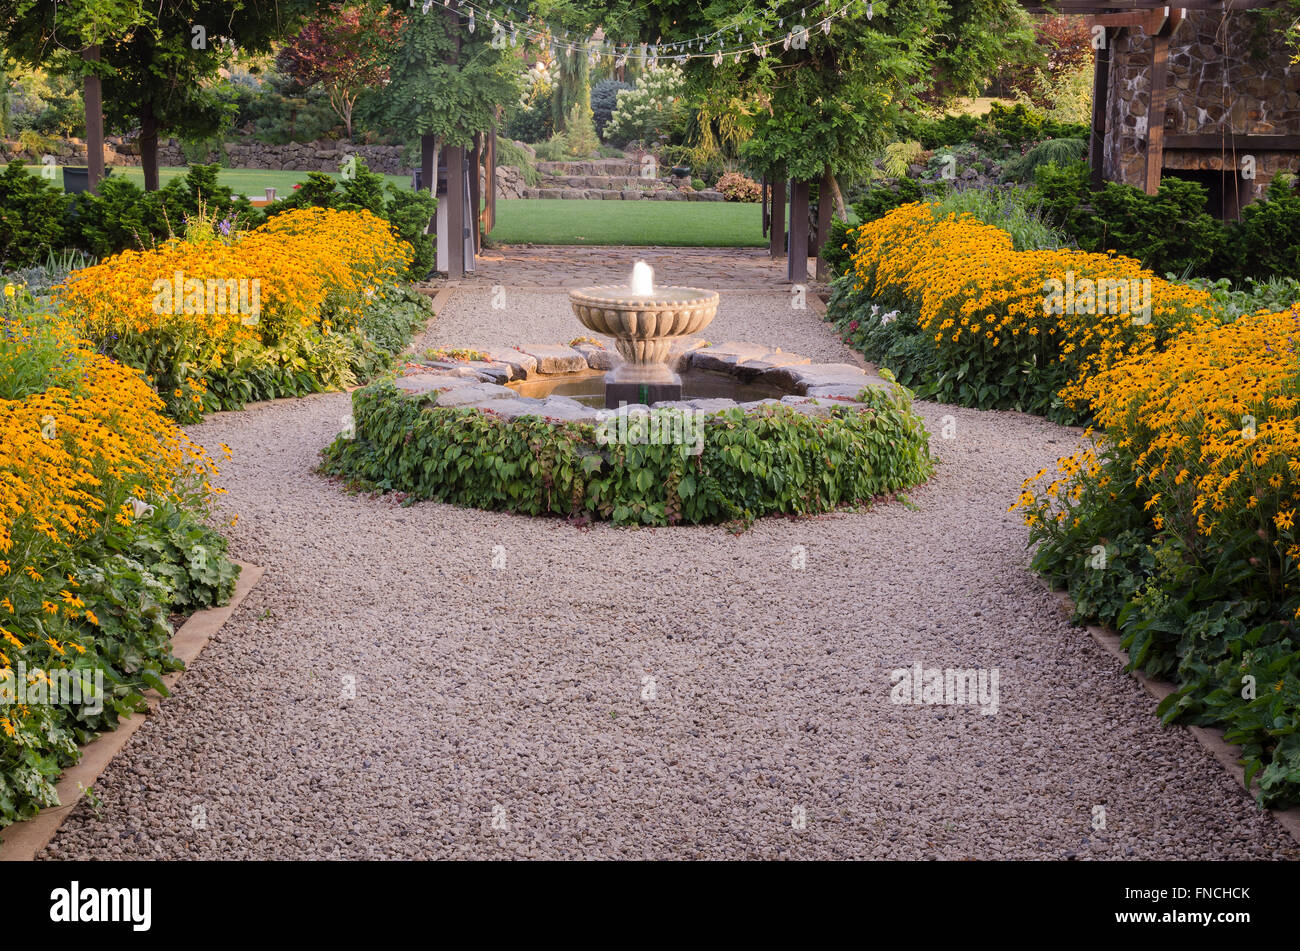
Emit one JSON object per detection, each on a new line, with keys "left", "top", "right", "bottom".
{"left": 570, "top": 261, "right": 718, "bottom": 408}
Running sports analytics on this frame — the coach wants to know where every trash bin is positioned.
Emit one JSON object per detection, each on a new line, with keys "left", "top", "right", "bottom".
{"left": 62, "top": 166, "right": 113, "bottom": 194}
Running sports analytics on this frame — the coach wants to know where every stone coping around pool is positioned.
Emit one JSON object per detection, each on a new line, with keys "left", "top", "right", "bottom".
{"left": 397, "top": 339, "right": 893, "bottom": 422}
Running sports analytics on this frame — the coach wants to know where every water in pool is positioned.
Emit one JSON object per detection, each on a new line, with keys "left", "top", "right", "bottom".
{"left": 507, "top": 368, "right": 786, "bottom": 408}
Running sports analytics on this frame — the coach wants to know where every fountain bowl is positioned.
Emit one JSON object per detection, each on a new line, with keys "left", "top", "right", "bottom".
{"left": 570, "top": 286, "right": 719, "bottom": 402}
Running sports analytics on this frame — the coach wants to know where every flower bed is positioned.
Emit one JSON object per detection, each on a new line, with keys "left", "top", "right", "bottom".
{"left": 829, "top": 202, "right": 1213, "bottom": 423}
{"left": 58, "top": 207, "right": 425, "bottom": 422}
{"left": 0, "top": 298, "right": 236, "bottom": 832}
{"left": 1013, "top": 308, "right": 1300, "bottom": 804}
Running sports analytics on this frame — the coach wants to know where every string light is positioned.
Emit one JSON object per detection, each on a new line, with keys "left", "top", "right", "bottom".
{"left": 410, "top": 0, "right": 872, "bottom": 65}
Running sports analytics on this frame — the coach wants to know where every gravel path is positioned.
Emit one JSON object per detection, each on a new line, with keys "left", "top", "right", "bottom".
{"left": 40, "top": 285, "right": 1299, "bottom": 860}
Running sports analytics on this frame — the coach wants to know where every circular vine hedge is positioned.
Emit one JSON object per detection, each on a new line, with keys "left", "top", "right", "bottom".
{"left": 322, "top": 378, "right": 934, "bottom": 526}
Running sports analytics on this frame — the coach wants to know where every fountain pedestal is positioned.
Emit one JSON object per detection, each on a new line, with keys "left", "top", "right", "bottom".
{"left": 570, "top": 280, "right": 719, "bottom": 409}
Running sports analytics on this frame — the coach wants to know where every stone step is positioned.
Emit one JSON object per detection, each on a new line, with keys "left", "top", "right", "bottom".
{"left": 535, "top": 174, "right": 655, "bottom": 189}
{"left": 521, "top": 187, "right": 683, "bottom": 200}
{"left": 535, "top": 159, "right": 639, "bottom": 177}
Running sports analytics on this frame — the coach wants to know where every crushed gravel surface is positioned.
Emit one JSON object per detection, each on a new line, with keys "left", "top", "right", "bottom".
{"left": 40, "top": 288, "right": 1299, "bottom": 860}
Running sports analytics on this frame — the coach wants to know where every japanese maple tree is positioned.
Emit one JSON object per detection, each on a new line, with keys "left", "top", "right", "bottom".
{"left": 277, "top": 2, "right": 403, "bottom": 139}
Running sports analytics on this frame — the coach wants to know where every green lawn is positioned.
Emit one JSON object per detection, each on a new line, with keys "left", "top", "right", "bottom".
{"left": 488, "top": 198, "right": 766, "bottom": 247}
{"left": 26, "top": 165, "right": 411, "bottom": 195}
{"left": 25, "top": 165, "right": 768, "bottom": 246}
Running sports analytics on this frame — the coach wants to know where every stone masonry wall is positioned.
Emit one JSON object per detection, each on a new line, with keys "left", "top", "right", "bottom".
{"left": 1104, "top": 10, "right": 1300, "bottom": 203}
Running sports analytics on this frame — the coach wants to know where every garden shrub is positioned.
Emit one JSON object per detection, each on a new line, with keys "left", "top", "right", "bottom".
{"left": 830, "top": 202, "right": 1214, "bottom": 422}
{"left": 715, "top": 172, "right": 761, "bottom": 202}
{"left": 0, "top": 162, "right": 67, "bottom": 268}
{"left": 322, "top": 382, "right": 934, "bottom": 527}
{"left": 1032, "top": 160, "right": 1226, "bottom": 276}
{"left": 603, "top": 65, "right": 686, "bottom": 147}
{"left": 998, "top": 137, "right": 1086, "bottom": 184}
{"left": 505, "top": 86, "right": 554, "bottom": 143}
{"left": 590, "top": 80, "right": 632, "bottom": 139}
{"left": 1175, "top": 275, "right": 1300, "bottom": 321}
{"left": 848, "top": 176, "right": 939, "bottom": 225}
{"left": 929, "top": 186, "right": 1065, "bottom": 250}
{"left": 903, "top": 103, "right": 1086, "bottom": 151}
{"left": 1228, "top": 176, "right": 1300, "bottom": 281}
{"left": 62, "top": 164, "right": 257, "bottom": 262}
{"left": 0, "top": 299, "right": 235, "bottom": 832}
{"left": 1013, "top": 308, "right": 1300, "bottom": 804}
{"left": 820, "top": 217, "right": 856, "bottom": 277}
{"left": 905, "top": 112, "right": 983, "bottom": 150}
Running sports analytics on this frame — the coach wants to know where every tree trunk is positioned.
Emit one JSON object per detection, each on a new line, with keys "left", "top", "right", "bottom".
{"left": 83, "top": 46, "right": 104, "bottom": 193}
{"left": 825, "top": 169, "right": 847, "bottom": 220}
{"left": 140, "top": 100, "right": 160, "bottom": 192}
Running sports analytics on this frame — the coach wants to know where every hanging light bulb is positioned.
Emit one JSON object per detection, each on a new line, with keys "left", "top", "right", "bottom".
{"left": 867, "top": 2, "right": 873, "bottom": 18}
{"left": 713, "top": 50, "right": 723, "bottom": 66}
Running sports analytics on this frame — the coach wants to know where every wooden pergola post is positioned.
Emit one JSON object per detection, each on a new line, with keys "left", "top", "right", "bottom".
{"left": 469, "top": 131, "right": 482, "bottom": 254}
{"left": 769, "top": 177, "right": 787, "bottom": 259}
{"left": 483, "top": 123, "right": 497, "bottom": 237}
{"left": 1088, "top": 27, "right": 1111, "bottom": 190}
{"left": 443, "top": 0, "right": 466, "bottom": 278}
{"left": 787, "top": 179, "right": 810, "bottom": 282}
{"left": 1144, "top": 13, "right": 1175, "bottom": 195}
{"left": 82, "top": 46, "right": 104, "bottom": 192}
{"left": 420, "top": 134, "right": 437, "bottom": 249}
{"left": 445, "top": 145, "right": 466, "bottom": 278}
{"left": 814, "top": 167, "right": 834, "bottom": 280}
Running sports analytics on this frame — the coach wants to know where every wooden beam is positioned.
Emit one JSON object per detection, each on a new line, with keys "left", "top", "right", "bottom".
{"left": 787, "top": 179, "right": 810, "bottom": 283}
{"left": 1022, "top": 0, "right": 1275, "bottom": 12}
{"left": 82, "top": 46, "right": 104, "bottom": 193}
{"left": 1144, "top": 17, "right": 1174, "bottom": 195}
{"left": 769, "top": 178, "right": 786, "bottom": 259}
{"left": 1089, "top": 27, "right": 1111, "bottom": 189}
{"left": 1085, "top": 12, "right": 1153, "bottom": 25}
{"left": 1165, "top": 133, "right": 1300, "bottom": 150}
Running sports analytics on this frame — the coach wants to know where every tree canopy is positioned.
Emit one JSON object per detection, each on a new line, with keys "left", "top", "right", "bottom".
{"left": 374, "top": 0, "right": 521, "bottom": 147}
{"left": 631, "top": 0, "right": 1036, "bottom": 182}
{"left": 0, "top": 0, "right": 326, "bottom": 188}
